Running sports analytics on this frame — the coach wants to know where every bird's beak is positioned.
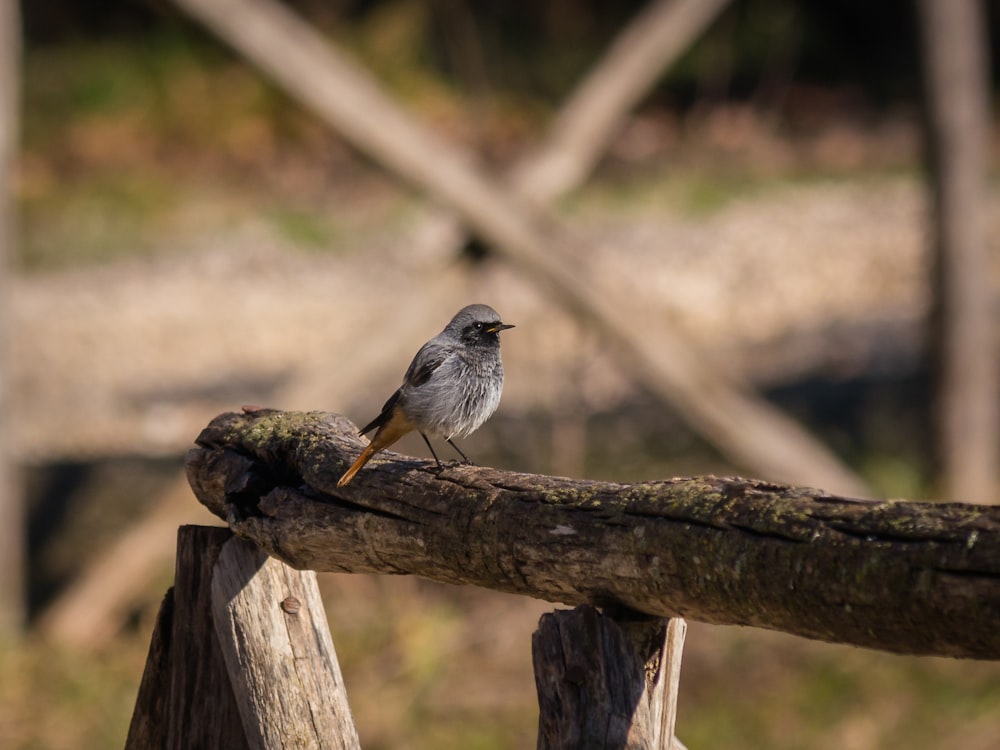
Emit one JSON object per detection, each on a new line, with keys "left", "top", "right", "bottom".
{"left": 487, "top": 323, "right": 515, "bottom": 333}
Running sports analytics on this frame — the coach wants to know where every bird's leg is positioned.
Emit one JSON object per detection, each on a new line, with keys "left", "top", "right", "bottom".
{"left": 420, "top": 432, "right": 444, "bottom": 468}
{"left": 446, "top": 437, "right": 474, "bottom": 465}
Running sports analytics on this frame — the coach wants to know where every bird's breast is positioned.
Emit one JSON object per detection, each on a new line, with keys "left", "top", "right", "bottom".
{"left": 400, "top": 353, "right": 504, "bottom": 438}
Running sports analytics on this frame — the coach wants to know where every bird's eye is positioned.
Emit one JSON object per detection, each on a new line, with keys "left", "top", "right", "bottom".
{"left": 473, "top": 322, "right": 484, "bottom": 330}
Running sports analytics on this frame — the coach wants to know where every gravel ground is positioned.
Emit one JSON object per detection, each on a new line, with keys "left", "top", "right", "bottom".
{"left": 11, "top": 176, "right": 997, "bottom": 462}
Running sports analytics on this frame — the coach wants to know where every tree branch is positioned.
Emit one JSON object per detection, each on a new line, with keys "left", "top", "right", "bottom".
{"left": 186, "top": 409, "right": 1000, "bottom": 660}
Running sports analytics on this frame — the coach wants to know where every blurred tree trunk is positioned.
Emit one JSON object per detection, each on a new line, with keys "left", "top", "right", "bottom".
{"left": 0, "top": 0, "right": 24, "bottom": 633}
{"left": 917, "top": 0, "right": 997, "bottom": 503}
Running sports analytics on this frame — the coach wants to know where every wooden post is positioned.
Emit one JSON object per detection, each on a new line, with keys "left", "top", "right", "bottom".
{"left": 127, "top": 526, "right": 360, "bottom": 749}
{"left": 126, "top": 526, "right": 249, "bottom": 749}
{"left": 124, "top": 588, "right": 176, "bottom": 747}
{"left": 212, "top": 535, "right": 361, "bottom": 750}
{"left": 533, "top": 606, "right": 687, "bottom": 749}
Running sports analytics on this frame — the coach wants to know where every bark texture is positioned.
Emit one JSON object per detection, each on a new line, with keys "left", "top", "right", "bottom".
{"left": 125, "top": 527, "right": 250, "bottom": 750}
{"left": 212, "top": 535, "right": 360, "bottom": 750}
{"left": 187, "top": 409, "right": 1000, "bottom": 659}
{"left": 533, "top": 607, "right": 687, "bottom": 750}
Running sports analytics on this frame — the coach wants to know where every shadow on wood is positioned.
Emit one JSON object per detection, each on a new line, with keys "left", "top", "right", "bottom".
{"left": 126, "top": 526, "right": 360, "bottom": 750}
{"left": 129, "top": 525, "right": 685, "bottom": 748}
{"left": 125, "top": 527, "right": 249, "bottom": 749}
{"left": 534, "top": 607, "right": 688, "bottom": 750}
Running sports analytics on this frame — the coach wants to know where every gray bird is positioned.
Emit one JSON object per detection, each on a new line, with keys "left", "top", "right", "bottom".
{"left": 337, "top": 304, "right": 514, "bottom": 486}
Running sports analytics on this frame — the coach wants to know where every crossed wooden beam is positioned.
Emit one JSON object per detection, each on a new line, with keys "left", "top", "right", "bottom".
{"left": 42, "top": 0, "right": 873, "bottom": 649}
{"left": 171, "top": 0, "right": 866, "bottom": 497}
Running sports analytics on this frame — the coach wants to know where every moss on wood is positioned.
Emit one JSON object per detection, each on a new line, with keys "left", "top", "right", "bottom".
{"left": 186, "top": 409, "right": 1000, "bottom": 659}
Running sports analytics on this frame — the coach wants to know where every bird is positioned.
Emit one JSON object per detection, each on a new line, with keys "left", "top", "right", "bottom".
{"left": 337, "top": 304, "right": 514, "bottom": 486}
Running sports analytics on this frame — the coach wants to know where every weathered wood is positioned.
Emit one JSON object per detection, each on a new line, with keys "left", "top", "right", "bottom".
{"left": 186, "top": 409, "right": 1000, "bottom": 659}
{"left": 125, "top": 589, "right": 175, "bottom": 748}
{"left": 125, "top": 526, "right": 250, "bottom": 750}
{"left": 212, "top": 535, "right": 360, "bottom": 750}
{"left": 167, "top": 526, "right": 251, "bottom": 749}
{"left": 657, "top": 619, "right": 686, "bottom": 750}
{"left": 172, "top": 0, "right": 867, "bottom": 497}
{"left": 533, "top": 606, "right": 687, "bottom": 750}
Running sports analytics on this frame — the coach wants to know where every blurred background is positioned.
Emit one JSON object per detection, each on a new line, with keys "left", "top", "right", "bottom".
{"left": 2, "top": 0, "right": 1000, "bottom": 747}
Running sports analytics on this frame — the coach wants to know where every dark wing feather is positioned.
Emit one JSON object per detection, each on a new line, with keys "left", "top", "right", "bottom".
{"left": 359, "top": 341, "right": 450, "bottom": 435}
{"left": 402, "top": 342, "right": 449, "bottom": 388}
{"left": 358, "top": 388, "right": 401, "bottom": 435}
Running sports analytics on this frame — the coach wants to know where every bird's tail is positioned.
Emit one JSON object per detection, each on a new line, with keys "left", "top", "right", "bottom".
{"left": 337, "top": 407, "right": 415, "bottom": 486}
{"left": 337, "top": 441, "right": 379, "bottom": 487}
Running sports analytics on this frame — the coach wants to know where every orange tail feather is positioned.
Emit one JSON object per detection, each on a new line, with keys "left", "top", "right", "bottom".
{"left": 337, "top": 408, "right": 414, "bottom": 486}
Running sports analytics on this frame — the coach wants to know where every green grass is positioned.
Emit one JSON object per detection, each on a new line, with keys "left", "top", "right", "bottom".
{"left": 19, "top": 172, "right": 181, "bottom": 270}
{"left": 4, "top": 609, "right": 998, "bottom": 750}
{"left": 266, "top": 204, "right": 338, "bottom": 249}
{"left": 680, "top": 629, "right": 1000, "bottom": 749}
{"left": 0, "top": 635, "right": 145, "bottom": 749}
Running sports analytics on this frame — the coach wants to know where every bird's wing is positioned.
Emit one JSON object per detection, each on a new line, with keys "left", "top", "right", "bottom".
{"left": 358, "top": 342, "right": 449, "bottom": 435}
{"left": 402, "top": 341, "right": 450, "bottom": 388}
{"left": 357, "top": 387, "right": 401, "bottom": 435}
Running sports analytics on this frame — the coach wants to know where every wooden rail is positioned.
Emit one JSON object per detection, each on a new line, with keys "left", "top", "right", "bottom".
{"left": 127, "top": 526, "right": 686, "bottom": 749}
{"left": 187, "top": 409, "right": 1000, "bottom": 660}
{"left": 127, "top": 406, "right": 1000, "bottom": 747}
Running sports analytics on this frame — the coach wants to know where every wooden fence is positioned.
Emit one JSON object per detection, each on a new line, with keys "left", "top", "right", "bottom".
{"left": 126, "top": 525, "right": 687, "bottom": 749}
{"left": 121, "top": 407, "right": 1000, "bottom": 747}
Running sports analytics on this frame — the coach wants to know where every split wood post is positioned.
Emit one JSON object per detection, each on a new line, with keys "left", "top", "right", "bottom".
{"left": 212, "top": 532, "right": 360, "bottom": 750}
{"left": 126, "top": 526, "right": 249, "bottom": 749}
{"left": 534, "top": 606, "right": 688, "bottom": 750}
{"left": 126, "top": 525, "right": 360, "bottom": 750}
